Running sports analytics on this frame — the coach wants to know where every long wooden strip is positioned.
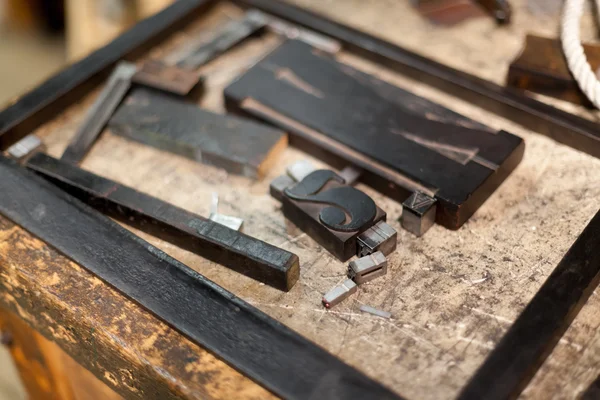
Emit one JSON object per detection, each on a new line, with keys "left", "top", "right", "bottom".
{"left": 26, "top": 152, "right": 299, "bottom": 291}
{"left": 0, "top": 155, "right": 401, "bottom": 400}
{"left": 61, "top": 62, "right": 137, "bottom": 165}
{"left": 458, "top": 210, "right": 600, "bottom": 400}
{"left": 0, "top": 0, "right": 216, "bottom": 150}
{"left": 233, "top": 0, "right": 600, "bottom": 159}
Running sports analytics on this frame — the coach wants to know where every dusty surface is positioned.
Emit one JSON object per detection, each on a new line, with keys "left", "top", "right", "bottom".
{"left": 2, "top": 0, "right": 600, "bottom": 399}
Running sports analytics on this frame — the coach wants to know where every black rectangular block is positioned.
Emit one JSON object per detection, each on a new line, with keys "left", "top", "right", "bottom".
{"left": 225, "top": 40, "right": 525, "bottom": 229}
{"left": 110, "top": 87, "right": 287, "bottom": 179}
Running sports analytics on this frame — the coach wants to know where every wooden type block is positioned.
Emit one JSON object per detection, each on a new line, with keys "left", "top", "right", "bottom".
{"left": 507, "top": 34, "right": 600, "bottom": 107}
{"left": 133, "top": 60, "right": 203, "bottom": 97}
{"left": 110, "top": 87, "right": 287, "bottom": 179}
{"left": 281, "top": 169, "right": 386, "bottom": 261}
{"left": 225, "top": 40, "right": 524, "bottom": 229}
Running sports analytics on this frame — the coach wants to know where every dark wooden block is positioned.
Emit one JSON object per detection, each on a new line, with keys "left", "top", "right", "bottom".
{"left": 507, "top": 34, "right": 600, "bottom": 107}
{"left": 225, "top": 40, "right": 524, "bottom": 229}
{"left": 109, "top": 87, "right": 288, "bottom": 179}
{"left": 133, "top": 60, "right": 203, "bottom": 97}
{"left": 281, "top": 169, "right": 386, "bottom": 261}
{"left": 26, "top": 152, "right": 300, "bottom": 291}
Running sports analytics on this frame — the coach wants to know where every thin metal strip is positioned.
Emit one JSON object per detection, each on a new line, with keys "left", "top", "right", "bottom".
{"left": 0, "top": 155, "right": 400, "bottom": 400}
{"left": 233, "top": 0, "right": 600, "bottom": 159}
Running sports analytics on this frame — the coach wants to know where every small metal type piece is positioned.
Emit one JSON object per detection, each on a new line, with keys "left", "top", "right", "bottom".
{"left": 359, "top": 305, "right": 392, "bottom": 319}
{"left": 168, "top": 11, "right": 267, "bottom": 70}
{"left": 208, "top": 193, "right": 244, "bottom": 231}
{"left": 132, "top": 60, "right": 203, "bottom": 97}
{"left": 356, "top": 221, "right": 397, "bottom": 257}
{"left": 286, "top": 159, "right": 316, "bottom": 182}
{"left": 269, "top": 174, "right": 295, "bottom": 202}
{"left": 322, "top": 279, "right": 357, "bottom": 308}
{"left": 248, "top": 10, "right": 341, "bottom": 54}
{"left": 6, "top": 135, "right": 44, "bottom": 161}
{"left": 338, "top": 165, "right": 362, "bottom": 185}
{"left": 401, "top": 191, "right": 437, "bottom": 237}
{"left": 348, "top": 251, "right": 387, "bottom": 285}
{"left": 61, "top": 62, "right": 137, "bottom": 165}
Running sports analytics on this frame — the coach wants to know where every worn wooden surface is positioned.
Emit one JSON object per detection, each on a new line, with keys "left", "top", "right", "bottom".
{"left": 0, "top": 308, "right": 121, "bottom": 400}
{"left": 2, "top": 1, "right": 600, "bottom": 399}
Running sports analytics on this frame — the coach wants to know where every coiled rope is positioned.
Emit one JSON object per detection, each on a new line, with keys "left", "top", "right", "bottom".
{"left": 561, "top": 0, "right": 600, "bottom": 108}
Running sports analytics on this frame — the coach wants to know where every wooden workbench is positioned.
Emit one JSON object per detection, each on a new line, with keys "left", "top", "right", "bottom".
{"left": 2, "top": 1, "right": 600, "bottom": 399}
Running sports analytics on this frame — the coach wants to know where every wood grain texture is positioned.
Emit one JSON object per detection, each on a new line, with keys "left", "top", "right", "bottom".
{"left": 0, "top": 215, "right": 273, "bottom": 400}
{"left": 0, "top": 156, "right": 395, "bottom": 400}
{"left": 459, "top": 210, "right": 600, "bottom": 399}
{"left": 0, "top": 308, "right": 121, "bottom": 400}
{"left": 3, "top": 1, "right": 600, "bottom": 399}
{"left": 110, "top": 87, "right": 287, "bottom": 179}
{"left": 225, "top": 40, "right": 525, "bottom": 229}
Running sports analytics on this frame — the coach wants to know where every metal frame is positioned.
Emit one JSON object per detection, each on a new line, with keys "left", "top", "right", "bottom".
{"left": 1, "top": 1, "right": 600, "bottom": 399}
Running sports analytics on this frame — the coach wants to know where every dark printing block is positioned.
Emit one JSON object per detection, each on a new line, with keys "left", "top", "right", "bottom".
{"left": 109, "top": 87, "right": 287, "bottom": 179}
{"left": 225, "top": 40, "right": 525, "bottom": 229}
{"left": 282, "top": 169, "right": 386, "bottom": 261}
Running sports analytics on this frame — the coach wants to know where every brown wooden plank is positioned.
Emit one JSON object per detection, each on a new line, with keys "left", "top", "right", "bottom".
{"left": 0, "top": 215, "right": 275, "bottom": 400}
{"left": 0, "top": 307, "right": 122, "bottom": 400}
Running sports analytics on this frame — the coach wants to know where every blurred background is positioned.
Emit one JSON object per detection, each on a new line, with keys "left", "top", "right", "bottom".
{"left": 1, "top": 1, "right": 65, "bottom": 398}
{"left": 0, "top": 2, "right": 172, "bottom": 398}
{"left": 0, "top": 0, "right": 65, "bottom": 106}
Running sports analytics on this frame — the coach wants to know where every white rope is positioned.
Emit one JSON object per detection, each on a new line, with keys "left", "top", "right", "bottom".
{"left": 561, "top": 0, "right": 600, "bottom": 108}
